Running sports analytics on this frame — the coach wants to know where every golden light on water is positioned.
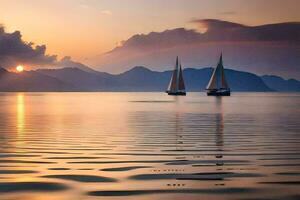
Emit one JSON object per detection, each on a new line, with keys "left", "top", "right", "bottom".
{"left": 16, "top": 65, "right": 24, "bottom": 72}
{"left": 17, "top": 93, "right": 25, "bottom": 134}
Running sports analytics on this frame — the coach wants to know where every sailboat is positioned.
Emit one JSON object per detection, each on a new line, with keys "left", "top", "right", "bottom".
{"left": 206, "top": 54, "right": 231, "bottom": 96}
{"left": 166, "top": 56, "right": 186, "bottom": 96}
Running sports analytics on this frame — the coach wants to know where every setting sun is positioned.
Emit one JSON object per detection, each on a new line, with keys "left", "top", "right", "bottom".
{"left": 16, "top": 65, "right": 24, "bottom": 72}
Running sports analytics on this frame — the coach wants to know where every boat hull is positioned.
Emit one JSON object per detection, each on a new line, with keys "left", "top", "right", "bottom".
{"left": 166, "top": 91, "right": 186, "bottom": 96}
{"left": 207, "top": 89, "right": 230, "bottom": 96}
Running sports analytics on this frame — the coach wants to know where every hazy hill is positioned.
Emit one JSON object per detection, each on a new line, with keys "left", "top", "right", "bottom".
{"left": 262, "top": 75, "right": 300, "bottom": 92}
{"left": 36, "top": 68, "right": 114, "bottom": 90}
{"left": 110, "top": 66, "right": 271, "bottom": 92}
{"left": 2, "top": 66, "right": 299, "bottom": 92}
{"left": 0, "top": 68, "right": 74, "bottom": 91}
{"left": 38, "top": 66, "right": 271, "bottom": 92}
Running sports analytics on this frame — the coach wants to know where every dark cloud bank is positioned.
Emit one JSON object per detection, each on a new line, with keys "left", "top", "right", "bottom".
{"left": 0, "top": 25, "right": 56, "bottom": 68}
{"left": 91, "top": 19, "right": 300, "bottom": 79}
{"left": 0, "top": 25, "right": 91, "bottom": 71}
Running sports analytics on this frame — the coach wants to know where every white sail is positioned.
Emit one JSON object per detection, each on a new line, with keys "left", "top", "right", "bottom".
{"left": 206, "top": 66, "right": 218, "bottom": 90}
{"left": 167, "top": 56, "right": 179, "bottom": 92}
{"left": 167, "top": 56, "right": 186, "bottom": 93}
{"left": 206, "top": 54, "right": 229, "bottom": 90}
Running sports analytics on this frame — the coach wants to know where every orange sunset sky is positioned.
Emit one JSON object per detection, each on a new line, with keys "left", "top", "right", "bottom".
{"left": 1, "top": 0, "right": 300, "bottom": 62}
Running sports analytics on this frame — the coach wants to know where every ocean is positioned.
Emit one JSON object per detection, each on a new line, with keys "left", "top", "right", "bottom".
{"left": 0, "top": 92, "right": 299, "bottom": 200}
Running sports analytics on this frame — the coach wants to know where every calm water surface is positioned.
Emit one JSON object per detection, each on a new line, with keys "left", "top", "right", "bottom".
{"left": 0, "top": 92, "right": 299, "bottom": 200}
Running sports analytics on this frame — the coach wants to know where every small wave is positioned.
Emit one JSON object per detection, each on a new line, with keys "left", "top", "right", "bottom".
{"left": 41, "top": 174, "right": 117, "bottom": 182}
{"left": 101, "top": 166, "right": 151, "bottom": 172}
{"left": 0, "top": 182, "right": 69, "bottom": 193}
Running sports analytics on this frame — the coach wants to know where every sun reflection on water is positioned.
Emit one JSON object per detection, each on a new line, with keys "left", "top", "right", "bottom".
{"left": 17, "top": 93, "right": 25, "bottom": 135}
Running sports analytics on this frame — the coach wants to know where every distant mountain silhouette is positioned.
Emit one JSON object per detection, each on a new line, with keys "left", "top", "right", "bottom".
{"left": 262, "top": 75, "right": 300, "bottom": 92}
{"left": 36, "top": 68, "right": 113, "bottom": 91}
{"left": 88, "top": 20, "right": 300, "bottom": 79}
{"left": 2, "top": 66, "right": 298, "bottom": 92}
{"left": 57, "top": 56, "right": 100, "bottom": 74}
{"left": 0, "top": 68, "right": 74, "bottom": 91}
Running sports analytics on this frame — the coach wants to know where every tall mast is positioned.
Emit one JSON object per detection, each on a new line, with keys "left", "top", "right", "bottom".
{"left": 218, "top": 53, "right": 229, "bottom": 89}
{"left": 176, "top": 56, "right": 180, "bottom": 92}
{"left": 178, "top": 63, "right": 185, "bottom": 91}
{"left": 219, "top": 53, "right": 223, "bottom": 66}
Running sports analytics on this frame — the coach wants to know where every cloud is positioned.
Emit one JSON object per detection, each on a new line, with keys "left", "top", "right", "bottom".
{"left": 114, "top": 19, "right": 300, "bottom": 51}
{"left": 0, "top": 25, "right": 57, "bottom": 69}
{"left": 89, "top": 19, "right": 300, "bottom": 79}
{"left": 101, "top": 10, "right": 112, "bottom": 16}
{"left": 0, "top": 25, "right": 91, "bottom": 71}
{"left": 57, "top": 56, "right": 96, "bottom": 73}
{"left": 189, "top": 18, "right": 245, "bottom": 30}
{"left": 188, "top": 19, "right": 300, "bottom": 42}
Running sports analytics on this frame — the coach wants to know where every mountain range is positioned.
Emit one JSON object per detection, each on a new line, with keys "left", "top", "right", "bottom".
{"left": 1, "top": 66, "right": 299, "bottom": 92}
